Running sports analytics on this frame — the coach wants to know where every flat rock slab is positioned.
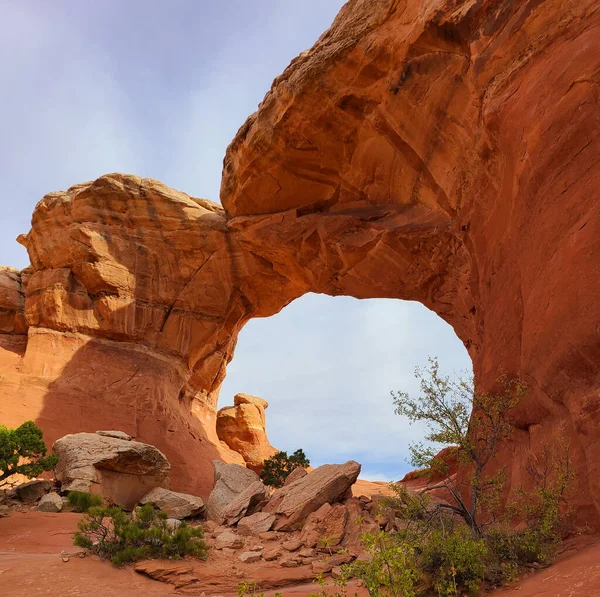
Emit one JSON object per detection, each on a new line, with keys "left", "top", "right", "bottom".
{"left": 263, "top": 461, "right": 361, "bottom": 530}
{"left": 141, "top": 487, "right": 205, "bottom": 520}
{"left": 237, "top": 511, "right": 276, "bottom": 536}
{"left": 207, "top": 461, "right": 260, "bottom": 524}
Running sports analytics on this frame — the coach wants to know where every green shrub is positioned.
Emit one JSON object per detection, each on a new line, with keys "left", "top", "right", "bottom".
{"left": 73, "top": 503, "right": 208, "bottom": 566}
{"left": 260, "top": 449, "right": 310, "bottom": 487}
{"left": 420, "top": 527, "right": 488, "bottom": 596}
{"left": 350, "top": 531, "right": 420, "bottom": 597}
{"left": 0, "top": 421, "right": 58, "bottom": 482}
{"left": 67, "top": 491, "right": 104, "bottom": 512}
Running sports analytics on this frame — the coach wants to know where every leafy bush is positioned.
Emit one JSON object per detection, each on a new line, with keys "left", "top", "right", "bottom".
{"left": 67, "top": 490, "right": 104, "bottom": 513}
{"left": 73, "top": 502, "right": 208, "bottom": 566}
{"left": 260, "top": 449, "right": 310, "bottom": 487}
{"left": 0, "top": 420, "right": 58, "bottom": 482}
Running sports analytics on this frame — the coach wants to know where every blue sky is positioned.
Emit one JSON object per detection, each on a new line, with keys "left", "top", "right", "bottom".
{"left": 0, "top": 1, "right": 472, "bottom": 480}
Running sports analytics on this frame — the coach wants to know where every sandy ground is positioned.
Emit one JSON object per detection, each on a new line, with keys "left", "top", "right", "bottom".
{"left": 1, "top": 512, "right": 600, "bottom": 597}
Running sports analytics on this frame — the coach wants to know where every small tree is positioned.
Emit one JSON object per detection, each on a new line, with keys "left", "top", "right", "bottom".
{"left": 391, "top": 357, "right": 527, "bottom": 537}
{"left": 260, "top": 449, "right": 310, "bottom": 488}
{"left": 0, "top": 420, "right": 58, "bottom": 483}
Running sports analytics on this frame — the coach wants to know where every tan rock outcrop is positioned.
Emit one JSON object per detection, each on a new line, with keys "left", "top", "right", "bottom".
{"left": 263, "top": 461, "right": 361, "bottom": 531}
{"left": 53, "top": 431, "right": 170, "bottom": 509}
{"left": 216, "top": 393, "right": 278, "bottom": 472}
{"left": 0, "top": 0, "right": 597, "bottom": 524}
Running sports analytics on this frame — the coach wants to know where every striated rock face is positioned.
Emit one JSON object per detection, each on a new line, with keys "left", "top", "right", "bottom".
{"left": 0, "top": 0, "right": 598, "bottom": 521}
{"left": 216, "top": 393, "right": 278, "bottom": 471}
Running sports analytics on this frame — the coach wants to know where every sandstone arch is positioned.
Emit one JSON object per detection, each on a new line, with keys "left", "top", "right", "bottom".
{"left": 0, "top": 0, "right": 598, "bottom": 521}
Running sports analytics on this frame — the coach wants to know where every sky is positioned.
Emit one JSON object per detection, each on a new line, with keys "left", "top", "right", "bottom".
{"left": 0, "top": 1, "right": 472, "bottom": 481}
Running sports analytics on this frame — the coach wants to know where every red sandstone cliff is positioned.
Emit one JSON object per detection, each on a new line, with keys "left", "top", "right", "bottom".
{"left": 0, "top": 0, "right": 598, "bottom": 517}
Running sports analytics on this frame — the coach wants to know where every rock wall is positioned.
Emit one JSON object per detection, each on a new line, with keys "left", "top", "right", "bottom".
{"left": 0, "top": 0, "right": 598, "bottom": 515}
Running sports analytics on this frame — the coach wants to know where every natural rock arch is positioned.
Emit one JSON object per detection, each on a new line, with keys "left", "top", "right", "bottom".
{"left": 0, "top": 0, "right": 598, "bottom": 522}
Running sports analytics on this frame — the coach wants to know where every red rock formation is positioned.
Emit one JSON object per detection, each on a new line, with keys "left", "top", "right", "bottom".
{"left": 0, "top": 0, "right": 598, "bottom": 522}
{"left": 217, "top": 393, "right": 278, "bottom": 471}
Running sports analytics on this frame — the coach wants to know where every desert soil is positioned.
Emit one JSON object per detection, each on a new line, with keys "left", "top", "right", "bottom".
{"left": 1, "top": 512, "right": 599, "bottom": 597}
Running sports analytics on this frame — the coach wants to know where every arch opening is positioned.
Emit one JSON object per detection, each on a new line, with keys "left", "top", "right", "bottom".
{"left": 218, "top": 293, "right": 472, "bottom": 481}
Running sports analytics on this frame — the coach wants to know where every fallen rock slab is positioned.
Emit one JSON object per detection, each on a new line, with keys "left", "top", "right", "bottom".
{"left": 16, "top": 479, "right": 52, "bottom": 502}
{"left": 282, "top": 539, "right": 303, "bottom": 552}
{"left": 263, "top": 461, "right": 361, "bottom": 530}
{"left": 262, "top": 548, "right": 281, "bottom": 561}
{"left": 222, "top": 481, "right": 269, "bottom": 525}
{"left": 53, "top": 432, "right": 170, "bottom": 510}
{"left": 237, "top": 512, "right": 276, "bottom": 536}
{"left": 37, "top": 492, "right": 63, "bottom": 513}
{"left": 140, "top": 487, "right": 205, "bottom": 520}
{"left": 207, "top": 461, "right": 260, "bottom": 523}
{"left": 214, "top": 531, "right": 244, "bottom": 550}
{"left": 239, "top": 551, "right": 262, "bottom": 563}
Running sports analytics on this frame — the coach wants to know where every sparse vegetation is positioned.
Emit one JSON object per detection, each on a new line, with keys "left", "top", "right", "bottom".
{"left": 340, "top": 358, "right": 574, "bottom": 596}
{"left": 67, "top": 490, "right": 104, "bottom": 512}
{"left": 73, "top": 502, "right": 208, "bottom": 566}
{"left": 260, "top": 448, "right": 310, "bottom": 488}
{"left": 0, "top": 420, "right": 58, "bottom": 482}
{"left": 237, "top": 580, "right": 282, "bottom": 597}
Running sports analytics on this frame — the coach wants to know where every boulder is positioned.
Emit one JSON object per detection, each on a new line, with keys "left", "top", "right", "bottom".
{"left": 216, "top": 393, "right": 278, "bottom": 472}
{"left": 238, "top": 551, "right": 262, "bottom": 564}
{"left": 53, "top": 432, "right": 170, "bottom": 510}
{"left": 237, "top": 512, "right": 276, "bottom": 536}
{"left": 221, "top": 481, "right": 269, "bottom": 525}
{"left": 207, "top": 461, "right": 260, "bottom": 523}
{"left": 282, "top": 539, "right": 303, "bottom": 552}
{"left": 16, "top": 479, "right": 51, "bottom": 502}
{"left": 140, "top": 487, "right": 205, "bottom": 520}
{"left": 262, "top": 548, "right": 281, "bottom": 561}
{"left": 214, "top": 531, "right": 244, "bottom": 550}
{"left": 300, "top": 503, "right": 348, "bottom": 548}
{"left": 263, "top": 461, "right": 361, "bottom": 531}
{"left": 37, "top": 492, "right": 63, "bottom": 512}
